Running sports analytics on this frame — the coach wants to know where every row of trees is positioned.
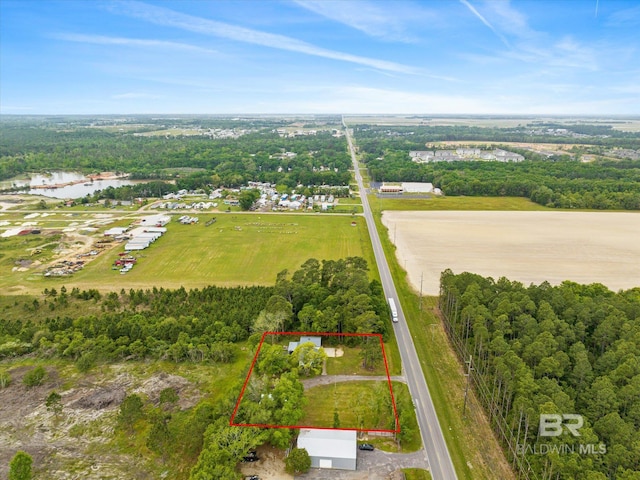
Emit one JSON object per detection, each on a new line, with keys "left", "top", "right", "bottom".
{"left": 269, "top": 257, "right": 388, "bottom": 337}
{"left": 355, "top": 124, "right": 640, "bottom": 149}
{"left": 1, "top": 257, "right": 386, "bottom": 367}
{"left": 0, "top": 285, "right": 273, "bottom": 363}
{"left": 439, "top": 271, "right": 640, "bottom": 479}
{"left": 362, "top": 148, "right": 640, "bottom": 209}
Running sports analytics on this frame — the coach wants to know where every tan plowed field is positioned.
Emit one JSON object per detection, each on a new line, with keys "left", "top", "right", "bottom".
{"left": 382, "top": 210, "right": 640, "bottom": 295}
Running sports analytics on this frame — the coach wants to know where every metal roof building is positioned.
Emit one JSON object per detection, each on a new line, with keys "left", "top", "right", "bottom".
{"left": 297, "top": 429, "right": 357, "bottom": 470}
{"left": 287, "top": 336, "right": 322, "bottom": 354}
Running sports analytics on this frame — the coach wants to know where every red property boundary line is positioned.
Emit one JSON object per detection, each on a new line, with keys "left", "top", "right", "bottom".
{"left": 230, "top": 331, "right": 400, "bottom": 433}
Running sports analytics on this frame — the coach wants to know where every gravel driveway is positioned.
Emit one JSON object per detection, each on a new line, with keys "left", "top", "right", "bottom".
{"left": 295, "top": 448, "right": 429, "bottom": 480}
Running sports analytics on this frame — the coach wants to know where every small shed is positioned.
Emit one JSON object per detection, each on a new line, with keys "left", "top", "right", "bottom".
{"left": 297, "top": 429, "right": 357, "bottom": 470}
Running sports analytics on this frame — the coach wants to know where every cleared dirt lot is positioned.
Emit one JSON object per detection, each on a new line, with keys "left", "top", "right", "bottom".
{"left": 382, "top": 211, "right": 640, "bottom": 295}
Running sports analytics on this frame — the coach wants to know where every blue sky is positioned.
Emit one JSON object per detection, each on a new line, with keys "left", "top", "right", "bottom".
{"left": 1, "top": 0, "right": 639, "bottom": 115}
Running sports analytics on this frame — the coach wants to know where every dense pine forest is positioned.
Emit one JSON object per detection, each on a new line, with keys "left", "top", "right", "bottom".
{"left": 0, "top": 257, "right": 386, "bottom": 365}
{"left": 439, "top": 271, "right": 640, "bottom": 479}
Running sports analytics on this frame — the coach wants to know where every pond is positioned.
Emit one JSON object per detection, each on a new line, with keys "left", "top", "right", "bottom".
{"left": 1, "top": 172, "right": 139, "bottom": 199}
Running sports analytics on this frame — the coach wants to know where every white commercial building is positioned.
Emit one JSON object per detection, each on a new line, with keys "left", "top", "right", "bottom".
{"left": 297, "top": 429, "right": 357, "bottom": 471}
{"left": 402, "top": 182, "right": 435, "bottom": 193}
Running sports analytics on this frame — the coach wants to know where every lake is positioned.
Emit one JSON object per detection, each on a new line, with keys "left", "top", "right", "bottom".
{"left": 1, "top": 172, "right": 139, "bottom": 199}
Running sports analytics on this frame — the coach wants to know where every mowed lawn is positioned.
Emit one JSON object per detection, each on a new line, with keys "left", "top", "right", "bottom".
{"left": 375, "top": 195, "right": 548, "bottom": 211}
{"left": 49, "top": 214, "right": 374, "bottom": 292}
{"left": 300, "top": 381, "right": 397, "bottom": 430}
{"left": 325, "top": 344, "right": 400, "bottom": 376}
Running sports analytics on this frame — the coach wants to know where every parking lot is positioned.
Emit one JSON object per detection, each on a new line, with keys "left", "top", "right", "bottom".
{"left": 295, "top": 449, "right": 429, "bottom": 480}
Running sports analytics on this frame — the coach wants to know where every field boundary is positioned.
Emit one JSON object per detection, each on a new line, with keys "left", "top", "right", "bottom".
{"left": 230, "top": 331, "right": 400, "bottom": 433}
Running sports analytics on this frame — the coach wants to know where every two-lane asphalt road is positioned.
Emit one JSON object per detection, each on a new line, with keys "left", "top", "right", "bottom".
{"left": 343, "top": 119, "right": 458, "bottom": 480}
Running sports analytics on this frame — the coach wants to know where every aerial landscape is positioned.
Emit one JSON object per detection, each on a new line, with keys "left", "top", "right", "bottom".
{"left": 1, "top": 1, "right": 639, "bottom": 480}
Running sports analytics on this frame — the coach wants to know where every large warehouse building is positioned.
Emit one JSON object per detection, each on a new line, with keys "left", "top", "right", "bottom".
{"left": 296, "top": 429, "right": 357, "bottom": 470}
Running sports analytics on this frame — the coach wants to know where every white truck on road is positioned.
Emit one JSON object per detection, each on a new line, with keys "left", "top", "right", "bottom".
{"left": 388, "top": 297, "right": 398, "bottom": 323}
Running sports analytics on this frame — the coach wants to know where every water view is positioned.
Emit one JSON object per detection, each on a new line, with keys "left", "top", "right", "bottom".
{"left": 1, "top": 171, "right": 138, "bottom": 199}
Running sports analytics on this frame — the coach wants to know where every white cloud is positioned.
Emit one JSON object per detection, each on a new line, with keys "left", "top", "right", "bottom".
{"left": 459, "top": 0, "right": 511, "bottom": 48}
{"left": 239, "top": 85, "right": 501, "bottom": 114}
{"left": 112, "top": 92, "right": 162, "bottom": 99}
{"left": 481, "top": 0, "right": 536, "bottom": 39}
{"left": 54, "top": 33, "right": 223, "bottom": 56}
{"left": 109, "top": 0, "right": 423, "bottom": 75}
{"left": 0, "top": 105, "right": 35, "bottom": 112}
{"left": 606, "top": 5, "right": 640, "bottom": 26}
{"left": 293, "top": 0, "right": 415, "bottom": 42}
{"left": 244, "top": 84, "right": 637, "bottom": 116}
{"left": 458, "top": 2, "right": 599, "bottom": 72}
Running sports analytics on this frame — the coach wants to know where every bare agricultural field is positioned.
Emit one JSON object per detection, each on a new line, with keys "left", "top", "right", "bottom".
{"left": 382, "top": 211, "right": 640, "bottom": 295}
{"left": 345, "top": 115, "right": 640, "bottom": 131}
{"left": 428, "top": 140, "right": 579, "bottom": 154}
{"left": 611, "top": 119, "right": 640, "bottom": 132}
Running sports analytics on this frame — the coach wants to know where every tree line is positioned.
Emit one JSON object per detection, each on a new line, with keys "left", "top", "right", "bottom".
{"left": 0, "top": 257, "right": 386, "bottom": 367}
{"left": 439, "top": 271, "right": 640, "bottom": 479}
{"left": 362, "top": 150, "right": 640, "bottom": 210}
{"left": 354, "top": 124, "right": 640, "bottom": 149}
{"left": 0, "top": 120, "right": 351, "bottom": 189}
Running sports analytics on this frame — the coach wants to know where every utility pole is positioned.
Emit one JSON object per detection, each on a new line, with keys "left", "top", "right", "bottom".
{"left": 463, "top": 355, "right": 473, "bottom": 418}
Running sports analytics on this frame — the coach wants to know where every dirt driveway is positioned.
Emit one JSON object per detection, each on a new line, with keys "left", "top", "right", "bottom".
{"left": 239, "top": 445, "right": 293, "bottom": 480}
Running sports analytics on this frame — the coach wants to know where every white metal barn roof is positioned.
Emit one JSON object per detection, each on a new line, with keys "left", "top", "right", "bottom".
{"left": 299, "top": 336, "right": 322, "bottom": 348}
{"left": 104, "top": 227, "right": 128, "bottom": 236}
{"left": 297, "top": 429, "right": 357, "bottom": 461}
{"left": 402, "top": 182, "right": 434, "bottom": 193}
{"left": 124, "top": 243, "right": 147, "bottom": 251}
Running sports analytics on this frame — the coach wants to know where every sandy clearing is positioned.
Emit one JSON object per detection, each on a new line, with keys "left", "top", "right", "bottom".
{"left": 382, "top": 210, "right": 640, "bottom": 295}
{"left": 239, "top": 445, "right": 292, "bottom": 480}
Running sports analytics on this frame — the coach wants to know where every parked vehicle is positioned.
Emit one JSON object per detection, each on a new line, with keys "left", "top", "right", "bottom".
{"left": 358, "top": 443, "right": 374, "bottom": 451}
{"left": 388, "top": 297, "right": 398, "bottom": 323}
{"left": 242, "top": 451, "right": 259, "bottom": 462}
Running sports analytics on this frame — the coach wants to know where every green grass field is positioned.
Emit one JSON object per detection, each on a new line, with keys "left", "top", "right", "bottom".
{"left": 2, "top": 213, "right": 377, "bottom": 293}
{"left": 301, "top": 381, "right": 395, "bottom": 429}
{"left": 337, "top": 197, "right": 363, "bottom": 205}
{"left": 300, "top": 380, "right": 420, "bottom": 451}
{"left": 375, "top": 196, "right": 548, "bottom": 211}
{"left": 325, "top": 344, "right": 400, "bottom": 376}
{"left": 403, "top": 468, "right": 433, "bottom": 480}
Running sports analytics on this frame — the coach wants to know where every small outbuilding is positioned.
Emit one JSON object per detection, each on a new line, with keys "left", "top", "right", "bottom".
{"left": 297, "top": 429, "right": 357, "bottom": 470}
